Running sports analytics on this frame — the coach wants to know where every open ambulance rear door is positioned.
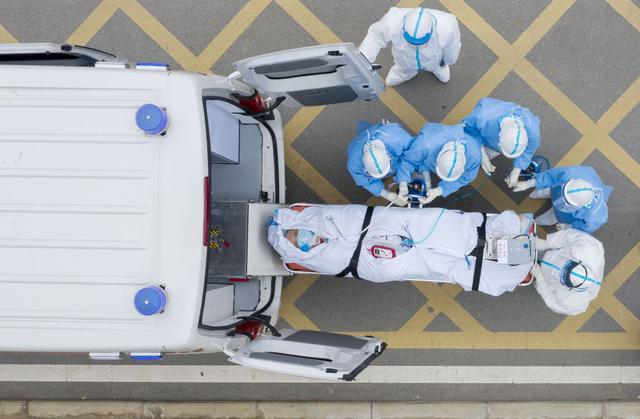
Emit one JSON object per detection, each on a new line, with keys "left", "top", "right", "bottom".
{"left": 229, "top": 329, "right": 385, "bottom": 381}
{"left": 232, "top": 43, "right": 385, "bottom": 107}
{"left": 229, "top": 43, "right": 386, "bottom": 380}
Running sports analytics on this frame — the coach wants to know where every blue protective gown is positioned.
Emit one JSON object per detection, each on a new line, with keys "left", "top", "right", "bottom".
{"left": 347, "top": 121, "right": 415, "bottom": 196}
{"left": 534, "top": 166, "right": 613, "bottom": 234}
{"left": 397, "top": 123, "right": 482, "bottom": 197}
{"left": 462, "top": 97, "right": 541, "bottom": 170}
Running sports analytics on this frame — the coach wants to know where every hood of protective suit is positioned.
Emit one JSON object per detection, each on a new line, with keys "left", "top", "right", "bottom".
{"left": 499, "top": 115, "right": 528, "bottom": 158}
{"left": 563, "top": 178, "right": 595, "bottom": 207}
{"left": 362, "top": 139, "right": 391, "bottom": 179}
{"left": 403, "top": 8, "right": 434, "bottom": 45}
{"left": 435, "top": 140, "right": 466, "bottom": 181}
{"left": 540, "top": 229, "right": 604, "bottom": 292}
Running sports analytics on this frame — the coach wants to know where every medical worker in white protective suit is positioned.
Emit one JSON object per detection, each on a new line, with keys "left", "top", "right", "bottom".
{"left": 532, "top": 229, "right": 605, "bottom": 315}
{"left": 268, "top": 205, "right": 534, "bottom": 297}
{"left": 461, "top": 97, "right": 541, "bottom": 188}
{"left": 359, "top": 7, "right": 461, "bottom": 86}
{"left": 347, "top": 121, "right": 415, "bottom": 206}
{"left": 396, "top": 123, "right": 482, "bottom": 204}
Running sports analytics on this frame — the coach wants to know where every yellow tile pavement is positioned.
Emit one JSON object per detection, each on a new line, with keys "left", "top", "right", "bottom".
{"left": 1, "top": 0, "right": 638, "bottom": 350}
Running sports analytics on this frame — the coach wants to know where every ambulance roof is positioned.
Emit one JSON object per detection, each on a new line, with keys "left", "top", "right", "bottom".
{"left": 0, "top": 65, "right": 210, "bottom": 352}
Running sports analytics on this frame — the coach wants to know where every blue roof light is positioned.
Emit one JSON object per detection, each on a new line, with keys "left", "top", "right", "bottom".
{"left": 136, "top": 104, "right": 168, "bottom": 135}
{"left": 134, "top": 285, "right": 167, "bottom": 316}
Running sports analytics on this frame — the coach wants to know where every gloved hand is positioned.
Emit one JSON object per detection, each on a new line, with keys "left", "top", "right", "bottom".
{"left": 513, "top": 179, "right": 536, "bottom": 192}
{"left": 419, "top": 186, "right": 443, "bottom": 204}
{"left": 380, "top": 189, "right": 406, "bottom": 207}
{"left": 556, "top": 223, "right": 570, "bottom": 230}
{"left": 505, "top": 168, "right": 521, "bottom": 188}
{"left": 421, "top": 171, "right": 432, "bottom": 189}
{"left": 480, "top": 146, "right": 496, "bottom": 176}
{"left": 530, "top": 263, "right": 543, "bottom": 281}
{"left": 399, "top": 181, "right": 409, "bottom": 199}
{"left": 535, "top": 237, "right": 549, "bottom": 251}
{"left": 394, "top": 194, "right": 409, "bottom": 207}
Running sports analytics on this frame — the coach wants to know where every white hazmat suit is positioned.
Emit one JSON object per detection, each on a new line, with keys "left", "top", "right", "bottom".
{"left": 359, "top": 7, "right": 461, "bottom": 86}
{"left": 533, "top": 229, "right": 605, "bottom": 315}
{"left": 268, "top": 205, "right": 533, "bottom": 297}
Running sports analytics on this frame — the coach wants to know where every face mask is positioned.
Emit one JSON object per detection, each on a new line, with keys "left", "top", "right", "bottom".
{"left": 297, "top": 229, "right": 318, "bottom": 252}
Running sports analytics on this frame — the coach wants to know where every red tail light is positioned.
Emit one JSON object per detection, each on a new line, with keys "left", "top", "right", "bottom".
{"left": 235, "top": 320, "right": 263, "bottom": 341}
{"left": 238, "top": 90, "right": 266, "bottom": 114}
{"left": 202, "top": 176, "right": 210, "bottom": 246}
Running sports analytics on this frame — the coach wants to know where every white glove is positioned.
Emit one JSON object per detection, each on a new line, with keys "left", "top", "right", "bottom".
{"left": 394, "top": 195, "right": 408, "bottom": 206}
{"left": 399, "top": 181, "right": 409, "bottom": 199}
{"left": 422, "top": 186, "right": 442, "bottom": 204}
{"left": 380, "top": 189, "right": 396, "bottom": 202}
{"left": 535, "top": 237, "right": 549, "bottom": 251}
{"left": 505, "top": 168, "right": 521, "bottom": 188}
{"left": 480, "top": 147, "right": 496, "bottom": 176}
{"left": 380, "top": 189, "right": 406, "bottom": 207}
{"left": 396, "top": 181, "right": 409, "bottom": 206}
{"left": 556, "top": 223, "right": 570, "bottom": 230}
{"left": 530, "top": 263, "right": 543, "bottom": 281}
{"left": 421, "top": 171, "right": 432, "bottom": 189}
{"left": 513, "top": 179, "right": 536, "bottom": 192}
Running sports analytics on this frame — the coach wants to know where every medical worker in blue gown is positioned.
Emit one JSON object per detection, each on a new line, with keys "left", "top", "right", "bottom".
{"left": 347, "top": 120, "right": 415, "bottom": 206}
{"left": 513, "top": 166, "right": 612, "bottom": 234}
{"left": 396, "top": 123, "right": 482, "bottom": 204}
{"left": 462, "top": 97, "right": 541, "bottom": 188}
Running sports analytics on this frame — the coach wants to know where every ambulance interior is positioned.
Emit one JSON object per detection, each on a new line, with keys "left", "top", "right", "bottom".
{"left": 199, "top": 96, "right": 285, "bottom": 332}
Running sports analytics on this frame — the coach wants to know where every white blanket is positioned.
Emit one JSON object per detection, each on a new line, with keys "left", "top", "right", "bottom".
{"left": 268, "top": 205, "right": 533, "bottom": 296}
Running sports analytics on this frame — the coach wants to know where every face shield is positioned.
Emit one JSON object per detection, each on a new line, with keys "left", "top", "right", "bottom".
{"left": 541, "top": 257, "right": 601, "bottom": 292}
{"left": 402, "top": 8, "right": 434, "bottom": 45}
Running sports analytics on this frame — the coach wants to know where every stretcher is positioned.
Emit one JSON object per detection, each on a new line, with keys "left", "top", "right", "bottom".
{"left": 281, "top": 203, "right": 536, "bottom": 287}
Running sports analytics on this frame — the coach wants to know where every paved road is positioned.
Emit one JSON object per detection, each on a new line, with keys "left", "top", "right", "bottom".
{"left": 0, "top": 0, "right": 639, "bottom": 401}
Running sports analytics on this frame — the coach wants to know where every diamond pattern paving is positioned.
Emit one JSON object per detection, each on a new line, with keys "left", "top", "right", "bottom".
{"left": 302, "top": 0, "right": 398, "bottom": 45}
{"left": 211, "top": 1, "right": 316, "bottom": 76}
{"left": 138, "top": 0, "right": 246, "bottom": 55}
{"left": 455, "top": 283, "right": 566, "bottom": 332}
{"left": 578, "top": 308, "right": 626, "bottom": 333}
{"left": 0, "top": 0, "right": 101, "bottom": 42}
{"left": 424, "top": 313, "right": 461, "bottom": 332}
{"left": 88, "top": 10, "right": 179, "bottom": 68}
{"left": 583, "top": 150, "right": 640, "bottom": 275}
{"left": 464, "top": 0, "right": 551, "bottom": 43}
{"left": 526, "top": 0, "right": 640, "bottom": 120}
{"left": 0, "top": 0, "right": 638, "bottom": 350}
{"left": 610, "top": 104, "right": 640, "bottom": 165}
{"left": 296, "top": 277, "right": 426, "bottom": 332}
{"left": 394, "top": 21, "right": 498, "bottom": 124}
{"left": 615, "top": 270, "right": 640, "bottom": 320}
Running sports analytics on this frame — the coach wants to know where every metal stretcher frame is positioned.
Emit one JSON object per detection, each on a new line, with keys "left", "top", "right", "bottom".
{"left": 281, "top": 203, "right": 537, "bottom": 286}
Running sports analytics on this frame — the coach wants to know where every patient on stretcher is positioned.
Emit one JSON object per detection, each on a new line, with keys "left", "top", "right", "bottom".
{"left": 269, "top": 205, "right": 535, "bottom": 297}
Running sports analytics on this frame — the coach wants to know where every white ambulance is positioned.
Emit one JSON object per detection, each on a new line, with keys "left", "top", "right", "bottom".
{"left": 0, "top": 43, "right": 386, "bottom": 381}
